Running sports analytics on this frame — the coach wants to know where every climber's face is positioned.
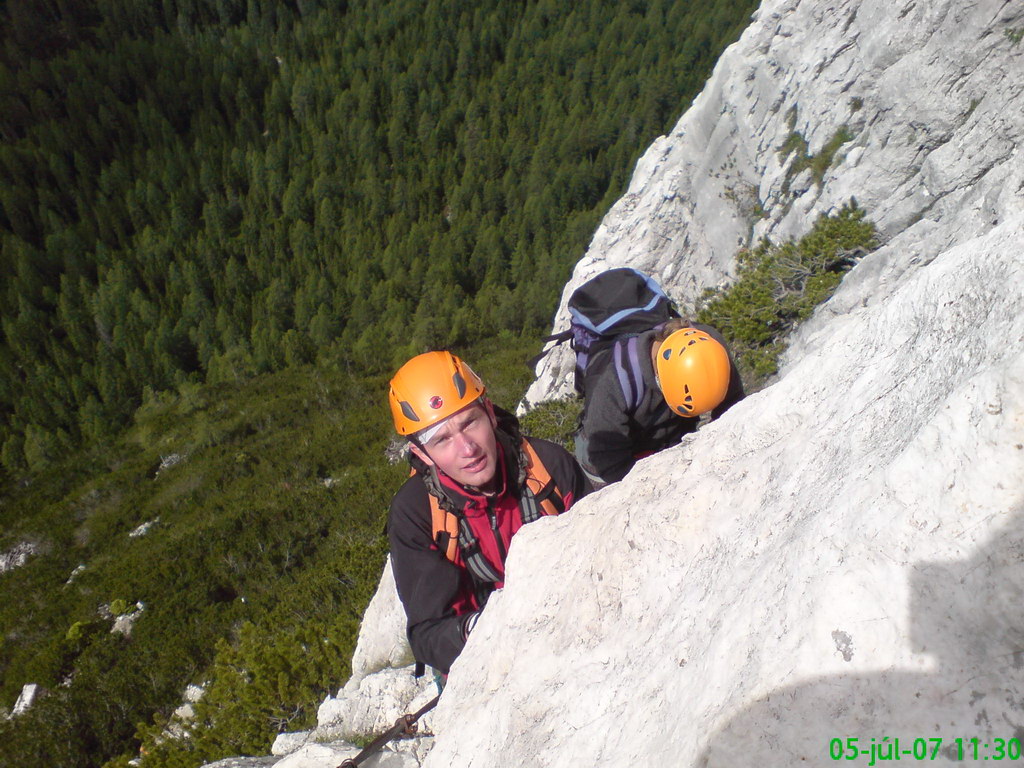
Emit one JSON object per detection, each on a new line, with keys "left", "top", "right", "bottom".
{"left": 411, "top": 402, "right": 499, "bottom": 491}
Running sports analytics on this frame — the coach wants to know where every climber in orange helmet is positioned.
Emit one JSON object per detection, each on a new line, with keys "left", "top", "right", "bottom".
{"left": 387, "top": 351, "right": 592, "bottom": 675}
{"left": 576, "top": 320, "right": 746, "bottom": 486}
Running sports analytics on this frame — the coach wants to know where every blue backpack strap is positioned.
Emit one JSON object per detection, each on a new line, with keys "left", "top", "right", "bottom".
{"left": 612, "top": 336, "right": 646, "bottom": 413}
{"left": 527, "top": 329, "right": 573, "bottom": 369}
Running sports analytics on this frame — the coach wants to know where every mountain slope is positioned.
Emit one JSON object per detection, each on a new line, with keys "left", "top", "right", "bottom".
{"left": 195, "top": 0, "right": 1022, "bottom": 765}
{"left": 424, "top": 0, "right": 1024, "bottom": 764}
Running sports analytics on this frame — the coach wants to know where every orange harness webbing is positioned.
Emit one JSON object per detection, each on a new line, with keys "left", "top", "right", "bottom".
{"left": 428, "top": 439, "right": 563, "bottom": 563}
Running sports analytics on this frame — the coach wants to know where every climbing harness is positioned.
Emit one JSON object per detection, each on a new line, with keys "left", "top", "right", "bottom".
{"left": 426, "top": 437, "right": 565, "bottom": 567}
{"left": 336, "top": 694, "right": 440, "bottom": 768}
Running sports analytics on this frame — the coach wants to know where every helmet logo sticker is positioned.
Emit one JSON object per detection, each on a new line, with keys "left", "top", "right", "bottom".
{"left": 429, "top": 396, "right": 444, "bottom": 409}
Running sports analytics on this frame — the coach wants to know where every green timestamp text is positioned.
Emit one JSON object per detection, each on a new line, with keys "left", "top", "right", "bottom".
{"left": 829, "top": 736, "right": 1023, "bottom": 764}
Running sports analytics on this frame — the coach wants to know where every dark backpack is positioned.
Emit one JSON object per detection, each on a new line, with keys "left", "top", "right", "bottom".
{"left": 535, "top": 268, "right": 679, "bottom": 410}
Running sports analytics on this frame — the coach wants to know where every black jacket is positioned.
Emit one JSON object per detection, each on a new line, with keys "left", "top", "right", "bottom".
{"left": 388, "top": 422, "right": 591, "bottom": 673}
{"left": 576, "top": 324, "right": 745, "bottom": 484}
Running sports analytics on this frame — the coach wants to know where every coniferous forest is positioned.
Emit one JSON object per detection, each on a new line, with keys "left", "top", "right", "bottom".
{"left": 0, "top": 1, "right": 760, "bottom": 766}
{"left": 1, "top": 0, "right": 756, "bottom": 474}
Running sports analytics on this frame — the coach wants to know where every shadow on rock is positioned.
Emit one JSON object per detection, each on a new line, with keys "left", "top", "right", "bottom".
{"left": 698, "top": 507, "right": 1024, "bottom": 766}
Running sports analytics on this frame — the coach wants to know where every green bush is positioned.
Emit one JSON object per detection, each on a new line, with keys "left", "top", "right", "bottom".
{"left": 781, "top": 125, "right": 855, "bottom": 192}
{"left": 109, "top": 599, "right": 129, "bottom": 617}
{"left": 697, "top": 202, "right": 878, "bottom": 389}
{"left": 520, "top": 397, "right": 583, "bottom": 453}
{"left": 0, "top": 366, "right": 403, "bottom": 768}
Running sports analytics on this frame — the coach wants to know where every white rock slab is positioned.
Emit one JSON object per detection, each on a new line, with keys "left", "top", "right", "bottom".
{"left": 129, "top": 518, "right": 159, "bottom": 538}
{"left": 0, "top": 542, "right": 39, "bottom": 574}
{"left": 425, "top": 212, "right": 1024, "bottom": 766}
{"left": 201, "top": 757, "right": 278, "bottom": 768}
{"left": 111, "top": 602, "right": 145, "bottom": 637}
{"left": 271, "top": 732, "right": 311, "bottom": 757}
{"left": 271, "top": 739, "right": 430, "bottom": 768}
{"left": 346, "top": 556, "right": 414, "bottom": 687}
{"left": 316, "top": 666, "right": 437, "bottom": 742}
{"left": 9, "top": 683, "right": 42, "bottom": 718}
{"left": 184, "top": 683, "right": 205, "bottom": 703}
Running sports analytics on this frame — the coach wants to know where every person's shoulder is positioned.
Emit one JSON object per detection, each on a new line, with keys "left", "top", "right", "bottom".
{"left": 524, "top": 436, "right": 577, "bottom": 474}
{"left": 389, "top": 473, "right": 432, "bottom": 526}
{"left": 580, "top": 346, "right": 629, "bottom": 404}
{"left": 523, "top": 435, "right": 592, "bottom": 498}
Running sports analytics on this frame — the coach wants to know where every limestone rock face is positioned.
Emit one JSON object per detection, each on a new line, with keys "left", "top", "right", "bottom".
{"left": 347, "top": 555, "right": 415, "bottom": 684}
{"left": 0, "top": 542, "right": 39, "bottom": 574}
{"left": 418, "top": 0, "right": 1024, "bottom": 765}
{"left": 7, "top": 683, "right": 42, "bottom": 718}
{"left": 522, "top": 0, "right": 1023, "bottom": 407}
{"left": 428, "top": 214, "right": 1024, "bottom": 766}
{"left": 269, "top": 740, "right": 431, "bottom": 768}
{"left": 315, "top": 667, "right": 436, "bottom": 743}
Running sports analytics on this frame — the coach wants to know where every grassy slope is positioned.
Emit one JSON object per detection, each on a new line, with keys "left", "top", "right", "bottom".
{"left": 0, "top": 332, "right": 541, "bottom": 766}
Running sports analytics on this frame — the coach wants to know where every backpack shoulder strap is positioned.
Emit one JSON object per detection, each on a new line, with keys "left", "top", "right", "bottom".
{"left": 528, "top": 329, "right": 573, "bottom": 369}
{"left": 428, "top": 493, "right": 460, "bottom": 562}
{"left": 422, "top": 441, "right": 565, "bottom": 565}
{"left": 520, "top": 439, "right": 565, "bottom": 517}
{"left": 612, "top": 335, "right": 647, "bottom": 413}
{"left": 410, "top": 466, "right": 460, "bottom": 562}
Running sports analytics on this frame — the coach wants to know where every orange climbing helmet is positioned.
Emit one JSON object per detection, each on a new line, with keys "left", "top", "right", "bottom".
{"left": 388, "top": 351, "right": 486, "bottom": 437}
{"left": 655, "top": 328, "right": 731, "bottom": 417}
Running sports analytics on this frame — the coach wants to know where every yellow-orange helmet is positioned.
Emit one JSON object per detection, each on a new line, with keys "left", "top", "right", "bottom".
{"left": 388, "top": 351, "right": 486, "bottom": 436}
{"left": 655, "top": 328, "right": 731, "bottom": 417}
